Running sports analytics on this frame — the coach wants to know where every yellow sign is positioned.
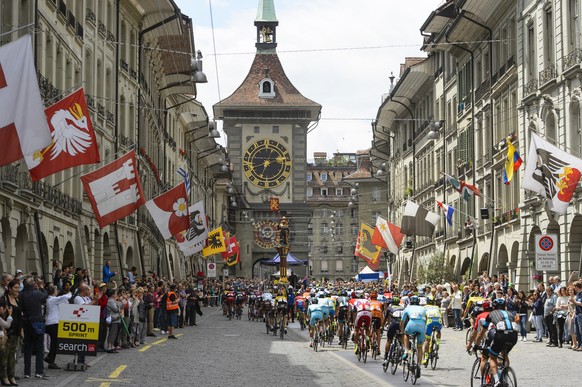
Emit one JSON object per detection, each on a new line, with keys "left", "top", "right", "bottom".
{"left": 58, "top": 320, "right": 99, "bottom": 340}
{"left": 57, "top": 304, "right": 100, "bottom": 356}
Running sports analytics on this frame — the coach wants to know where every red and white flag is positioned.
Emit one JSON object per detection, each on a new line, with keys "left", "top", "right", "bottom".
{"left": 145, "top": 183, "right": 189, "bottom": 239}
{"left": 222, "top": 235, "right": 240, "bottom": 266}
{"left": 81, "top": 150, "right": 145, "bottom": 228}
{"left": 0, "top": 35, "right": 51, "bottom": 167}
{"left": 27, "top": 88, "right": 100, "bottom": 181}
{"left": 176, "top": 201, "right": 208, "bottom": 256}
{"left": 371, "top": 216, "right": 404, "bottom": 255}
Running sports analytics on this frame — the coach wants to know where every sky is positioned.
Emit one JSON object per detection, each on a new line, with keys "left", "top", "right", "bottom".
{"left": 175, "top": 0, "right": 444, "bottom": 161}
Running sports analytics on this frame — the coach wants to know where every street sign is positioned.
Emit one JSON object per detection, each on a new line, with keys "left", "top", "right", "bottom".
{"left": 57, "top": 304, "right": 100, "bottom": 356}
{"left": 223, "top": 268, "right": 229, "bottom": 278}
{"left": 207, "top": 262, "right": 216, "bottom": 278}
{"left": 535, "top": 234, "right": 558, "bottom": 271}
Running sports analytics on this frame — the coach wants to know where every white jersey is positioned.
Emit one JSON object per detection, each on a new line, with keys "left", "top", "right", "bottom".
{"left": 308, "top": 303, "right": 323, "bottom": 316}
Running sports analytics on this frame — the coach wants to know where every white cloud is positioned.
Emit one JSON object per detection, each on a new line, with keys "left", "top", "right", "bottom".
{"left": 180, "top": 0, "right": 441, "bottom": 160}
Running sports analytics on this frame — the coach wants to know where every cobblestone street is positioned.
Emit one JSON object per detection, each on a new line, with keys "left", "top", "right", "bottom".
{"left": 6, "top": 305, "right": 577, "bottom": 386}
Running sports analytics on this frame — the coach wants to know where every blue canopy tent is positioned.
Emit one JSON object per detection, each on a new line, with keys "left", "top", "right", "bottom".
{"left": 355, "top": 266, "right": 384, "bottom": 282}
{"left": 261, "top": 252, "right": 308, "bottom": 266}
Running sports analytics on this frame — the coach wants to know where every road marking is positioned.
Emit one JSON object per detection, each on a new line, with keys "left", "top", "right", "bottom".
{"left": 99, "top": 365, "right": 127, "bottom": 387}
{"left": 139, "top": 334, "right": 183, "bottom": 352}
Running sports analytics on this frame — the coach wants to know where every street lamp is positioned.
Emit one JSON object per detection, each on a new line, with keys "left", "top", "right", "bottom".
{"left": 427, "top": 120, "right": 444, "bottom": 140}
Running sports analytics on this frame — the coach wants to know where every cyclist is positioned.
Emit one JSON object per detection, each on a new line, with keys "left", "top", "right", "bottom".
{"left": 353, "top": 293, "right": 372, "bottom": 355}
{"left": 274, "top": 288, "right": 288, "bottom": 334}
{"left": 422, "top": 297, "right": 443, "bottom": 365}
{"left": 235, "top": 288, "right": 245, "bottom": 317}
{"left": 401, "top": 295, "right": 427, "bottom": 379}
{"left": 463, "top": 292, "right": 484, "bottom": 325}
{"left": 287, "top": 286, "right": 295, "bottom": 323}
{"left": 336, "top": 290, "right": 350, "bottom": 338}
{"left": 294, "top": 293, "right": 307, "bottom": 327}
{"left": 466, "top": 299, "right": 493, "bottom": 375}
{"left": 382, "top": 296, "right": 404, "bottom": 366}
{"left": 348, "top": 291, "right": 358, "bottom": 328}
{"left": 307, "top": 297, "right": 324, "bottom": 347}
{"left": 225, "top": 288, "right": 236, "bottom": 317}
{"left": 369, "top": 291, "right": 384, "bottom": 351}
{"left": 261, "top": 288, "right": 274, "bottom": 329}
{"left": 473, "top": 298, "right": 518, "bottom": 387}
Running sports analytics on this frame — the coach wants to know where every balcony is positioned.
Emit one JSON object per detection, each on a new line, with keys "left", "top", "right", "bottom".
{"left": 107, "top": 31, "right": 115, "bottom": 42}
{"left": 539, "top": 63, "right": 557, "bottom": 86}
{"left": 67, "top": 11, "right": 76, "bottom": 30}
{"left": 97, "top": 104, "right": 105, "bottom": 117}
{"left": 119, "top": 134, "right": 134, "bottom": 149}
{"left": 32, "top": 181, "right": 82, "bottom": 215}
{"left": 58, "top": 0, "right": 66, "bottom": 18}
{"left": 562, "top": 48, "right": 582, "bottom": 72}
{"left": 46, "top": 0, "right": 57, "bottom": 10}
{"left": 475, "top": 77, "right": 490, "bottom": 103}
{"left": 493, "top": 208, "right": 519, "bottom": 227}
{"left": 129, "top": 68, "right": 137, "bottom": 79}
{"left": 37, "top": 73, "right": 61, "bottom": 101}
{"left": 106, "top": 111, "right": 114, "bottom": 125}
{"left": 86, "top": 8, "right": 96, "bottom": 25}
{"left": 120, "top": 60, "right": 129, "bottom": 72}
{"left": 86, "top": 95, "right": 95, "bottom": 109}
{"left": 75, "top": 22, "right": 84, "bottom": 40}
{"left": 98, "top": 21, "right": 107, "bottom": 37}
{"left": 523, "top": 78, "right": 538, "bottom": 96}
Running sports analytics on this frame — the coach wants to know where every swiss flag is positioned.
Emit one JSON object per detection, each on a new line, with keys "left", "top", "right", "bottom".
{"left": 222, "top": 235, "right": 240, "bottom": 266}
{"left": 145, "top": 183, "right": 190, "bottom": 239}
{"left": 81, "top": 150, "right": 145, "bottom": 228}
{"left": 0, "top": 35, "right": 52, "bottom": 167}
{"left": 27, "top": 88, "right": 100, "bottom": 181}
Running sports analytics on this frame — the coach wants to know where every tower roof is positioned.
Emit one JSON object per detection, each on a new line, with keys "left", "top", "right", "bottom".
{"left": 255, "top": 0, "right": 278, "bottom": 23}
{"left": 213, "top": 53, "right": 321, "bottom": 115}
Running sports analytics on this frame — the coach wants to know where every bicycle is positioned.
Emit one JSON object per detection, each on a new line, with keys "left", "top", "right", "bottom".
{"left": 227, "top": 304, "right": 234, "bottom": 320}
{"left": 468, "top": 345, "right": 484, "bottom": 387}
{"left": 313, "top": 320, "right": 323, "bottom": 352}
{"left": 339, "top": 324, "right": 350, "bottom": 349}
{"left": 370, "top": 329, "right": 379, "bottom": 360}
{"left": 356, "top": 326, "right": 369, "bottom": 363}
{"left": 480, "top": 348, "right": 517, "bottom": 387}
{"left": 279, "top": 313, "right": 285, "bottom": 340}
{"left": 402, "top": 333, "right": 420, "bottom": 385}
{"left": 236, "top": 304, "right": 243, "bottom": 320}
{"left": 384, "top": 333, "right": 404, "bottom": 375}
{"left": 298, "top": 312, "right": 306, "bottom": 331}
{"left": 424, "top": 329, "right": 439, "bottom": 370}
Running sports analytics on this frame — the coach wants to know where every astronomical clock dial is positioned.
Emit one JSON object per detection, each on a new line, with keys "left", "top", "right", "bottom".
{"left": 243, "top": 139, "right": 292, "bottom": 188}
{"left": 254, "top": 219, "right": 279, "bottom": 249}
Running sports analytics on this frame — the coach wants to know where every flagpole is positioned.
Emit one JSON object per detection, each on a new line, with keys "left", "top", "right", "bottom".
{"left": 0, "top": 23, "right": 34, "bottom": 38}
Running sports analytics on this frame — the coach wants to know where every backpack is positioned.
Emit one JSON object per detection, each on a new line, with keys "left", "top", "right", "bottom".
{"left": 68, "top": 289, "right": 80, "bottom": 304}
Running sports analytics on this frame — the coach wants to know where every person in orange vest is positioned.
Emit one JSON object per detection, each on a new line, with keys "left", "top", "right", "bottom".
{"left": 166, "top": 284, "right": 179, "bottom": 339}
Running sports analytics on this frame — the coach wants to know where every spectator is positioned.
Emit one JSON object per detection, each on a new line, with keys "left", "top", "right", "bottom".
{"left": 106, "top": 289, "right": 121, "bottom": 353}
{"left": 571, "top": 281, "right": 582, "bottom": 351}
{"left": 566, "top": 285, "right": 578, "bottom": 349}
{"left": 127, "top": 267, "right": 137, "bottom": 285}
{"left": 97, "top": 283, "right": 109, "bottom": 351}
{"left": 0, "top": 274, "right": 13, "bottom": 298}
{"left": 103, "top": 260, "right": 116, "bottom": 283}
{"left": 0, "top": 295, "right": 14, "bottom": 386}
{"left": 1, "top": 280, "right": 20, "bottom": 386}
{"left": 44, "top": 284, "right": 71, "bottom": 370}
{"left": 543, "top": 287, "right": 558, "bottom": 347}
{"left": 72, "top": 284, "right": 97, "bottom": 367}
{"left": 19, "top": 277, "right": 48, "bottom": 379}
{"left": 529, "top": 291, "right": 545, "bottom": 342}
{"left": 555, "top": 286, "right": 569, "bottom": 347}
{"left": 516, "top": 290, "right": 529, "bottom": 341}
{"left": 451, "top": 283, "right": 463, "bottom": 331}
{"left": 131, "top": 288, "right": 146, "bottom": 345}
{"left": 144, "top": 285, "right": 156, "bottom": 337}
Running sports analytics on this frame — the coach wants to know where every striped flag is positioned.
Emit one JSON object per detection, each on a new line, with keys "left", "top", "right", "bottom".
{"left": 503, "top": 140, "right": 523, "bottom": 185}
{"left": 371, "top": 216, "right": 404, "bottom": 255}
{"left": 176, "top": 163, "right": 191, "bottom": 196}
{"left": 436, "top": 200, "right": 455, "bottom": 226}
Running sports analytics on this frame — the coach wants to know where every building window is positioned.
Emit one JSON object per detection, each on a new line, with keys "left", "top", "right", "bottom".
{"left": 544, "top": 5, "right": 555, "bottom": 67}
{"left": 272, "top": 125, "right": 279, "bottom": 134}
{"left": 372, "top": 211, "right": 381, "bottom": 224}
{"left": 336, "top": 245, "right": 343, "bottom": 254}
{"left": 336, "top": 223, "right": 343, "bottom": 235}
{"left": 307, "top": 187, "right": 313, "bottom": 197}
{"left": 321, "top": 188, "right": 328, "bottom": 196}
{"left": 321, "top": 172, "right": 328, "bottom": 181}
{"left": 321, "top": 208, "right": 329, "bottom": 217}
{"left": 321, "top": 222, "right": 329, "bottom": 234}
{"left": 258, "top": 78, "right": 275, "bottom": 98}
{"left": 351, "top": 223, "right": 358, "bottom": 236}
{"left": 321, "top": 260, "right": 328, "bottom": 272}
{"left": 254, "top": 126, "right": 260, "bottom": 133}
{"left": 306, "top": 173, "right": 312, "bottom": 181}
{"left": 336, "top": 259, "right": 343, "bottom": 272}
{"left": 351, "top": 260, "right": 358, "bottom": 272}
{"left": 336, "top": 188, "right": 343, "bottom": 196}
{"left": 371, "top": 186, "right": 381, "bottom": 201}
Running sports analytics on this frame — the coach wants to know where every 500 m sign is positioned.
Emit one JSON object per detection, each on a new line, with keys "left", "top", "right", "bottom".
{"left": 57, "top": 304, "right": 100, "bottom": 356}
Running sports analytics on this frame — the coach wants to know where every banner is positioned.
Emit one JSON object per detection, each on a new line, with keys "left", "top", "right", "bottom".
{"left": 57, "top": 304, "right": 100, "bottom": 356}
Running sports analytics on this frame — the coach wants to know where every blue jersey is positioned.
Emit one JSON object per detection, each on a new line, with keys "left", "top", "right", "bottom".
{"left": 402, "top": 305, "right": 427, "bottom": 323}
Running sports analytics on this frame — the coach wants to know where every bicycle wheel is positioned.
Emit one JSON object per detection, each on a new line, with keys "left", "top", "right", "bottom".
{"left": 314, "top": 336, "right": 318, "bottom": 352}
{"left": 430, "top": 339, "right": 438, "bottom": 370}
{"left": 390, "top": 349, "right": 399, "bottom": 375}
{"left": 470, "top": 358, "right": 480, "bottom": 387}
{"left": 403, "top": 359, "right": 410, "bottom": 381}
{"left": 266, "top": 319, "right": 270, "bottom": 334}
{"left": 465, "top": 327, "right": 473, "bottom": 345}
{"left": 410, "top": 348, "right": 418, "bottom": 384}
{"left": 502, "top": 367, "right": 518, "bottom": 387}
{"left": 280, "top": 316, "right": 284, "bottom": 340}
{"left": 481, "top": 363, "right": 493, "bottom": 387}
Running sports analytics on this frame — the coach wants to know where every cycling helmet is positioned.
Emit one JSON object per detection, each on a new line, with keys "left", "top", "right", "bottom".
{"left": 341, "top": 290, "right": 348, "bottom": 297}
{"left": 311, "top": 297, "right": 319, "bottom": 304}
{"left": 392, "top": 296, "right": 400, "bottom": 305}
{"left": 419, "top": 297, "right": 427, "bottom": 306}
{"left": 370, "top": 292, "right": 378, "bottom": 300}
{"left": 481, "top": 300, "right": 492, "bottom": 310}
{"left": 318, "top": 292, "right": 326, "bottom": 299}
{"left": 409, "top": 295, "right": 420, "bottom": 305}
{"left": 493, "top": 298, "right": 506, "bottom": 309}
{"left": 426, "top": 296, "right": 436, "bottom": 306}
{"left": 350, "top": 292, "right": 356, "bottom": 298}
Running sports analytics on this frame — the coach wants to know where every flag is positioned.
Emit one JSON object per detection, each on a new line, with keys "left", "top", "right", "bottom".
{"left": 145, "top": 183, "right": 190, "bottom": 240}
{"left": 400, "top": 200, "right": 440, "bottom": 237}
{"left": 176, "top": 201, "right": 208, "bottom": 256}
{"left": 176, "top": 163, "right": 191, "bottom": 196}
{"left": 355, "top": 223, "right": 382, "bottom": 270}
{"left": 223, "top": 235, "right": 240, "bottom": 266}
{"left": 0, "top": 35, "right": 52, "bottom": 167}
{"left": 503, "top": 140, "right": 523, "bottom": 185}
{"left": 436, "top": 200, "right": 455, "bottom": 226}
{"left": 269, "top": 197, "right": 279, "bottom": 212}
{"left": 522, "top": 133, "right": 582, "bottom": 214}
{"left": 27, "top": 88, "right": 100, "bottom": 181}
{"left": 202, "top": 226, "right": 227, "bottom": 256}
{"left": 372, "top": 216, "right": 404, "bottom": 255}
{"left": 81, "top": 150, "right": 145, "bottom": 228}
{"left": 445, "top": 173, "right": 481, "bottom": 200}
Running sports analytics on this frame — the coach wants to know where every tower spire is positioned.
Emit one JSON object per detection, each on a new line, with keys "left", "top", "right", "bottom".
{"left": 255, "top": 0, "right": 279, "bottom": 52}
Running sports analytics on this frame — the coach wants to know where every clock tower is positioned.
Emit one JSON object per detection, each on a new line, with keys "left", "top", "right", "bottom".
{"left": 213, "top": 0, "right": 321, "bottom": 278}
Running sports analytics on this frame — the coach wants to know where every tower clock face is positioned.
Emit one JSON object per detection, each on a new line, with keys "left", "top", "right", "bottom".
{"left": 243, "top": 139, "right": 292, "bottom": 188}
